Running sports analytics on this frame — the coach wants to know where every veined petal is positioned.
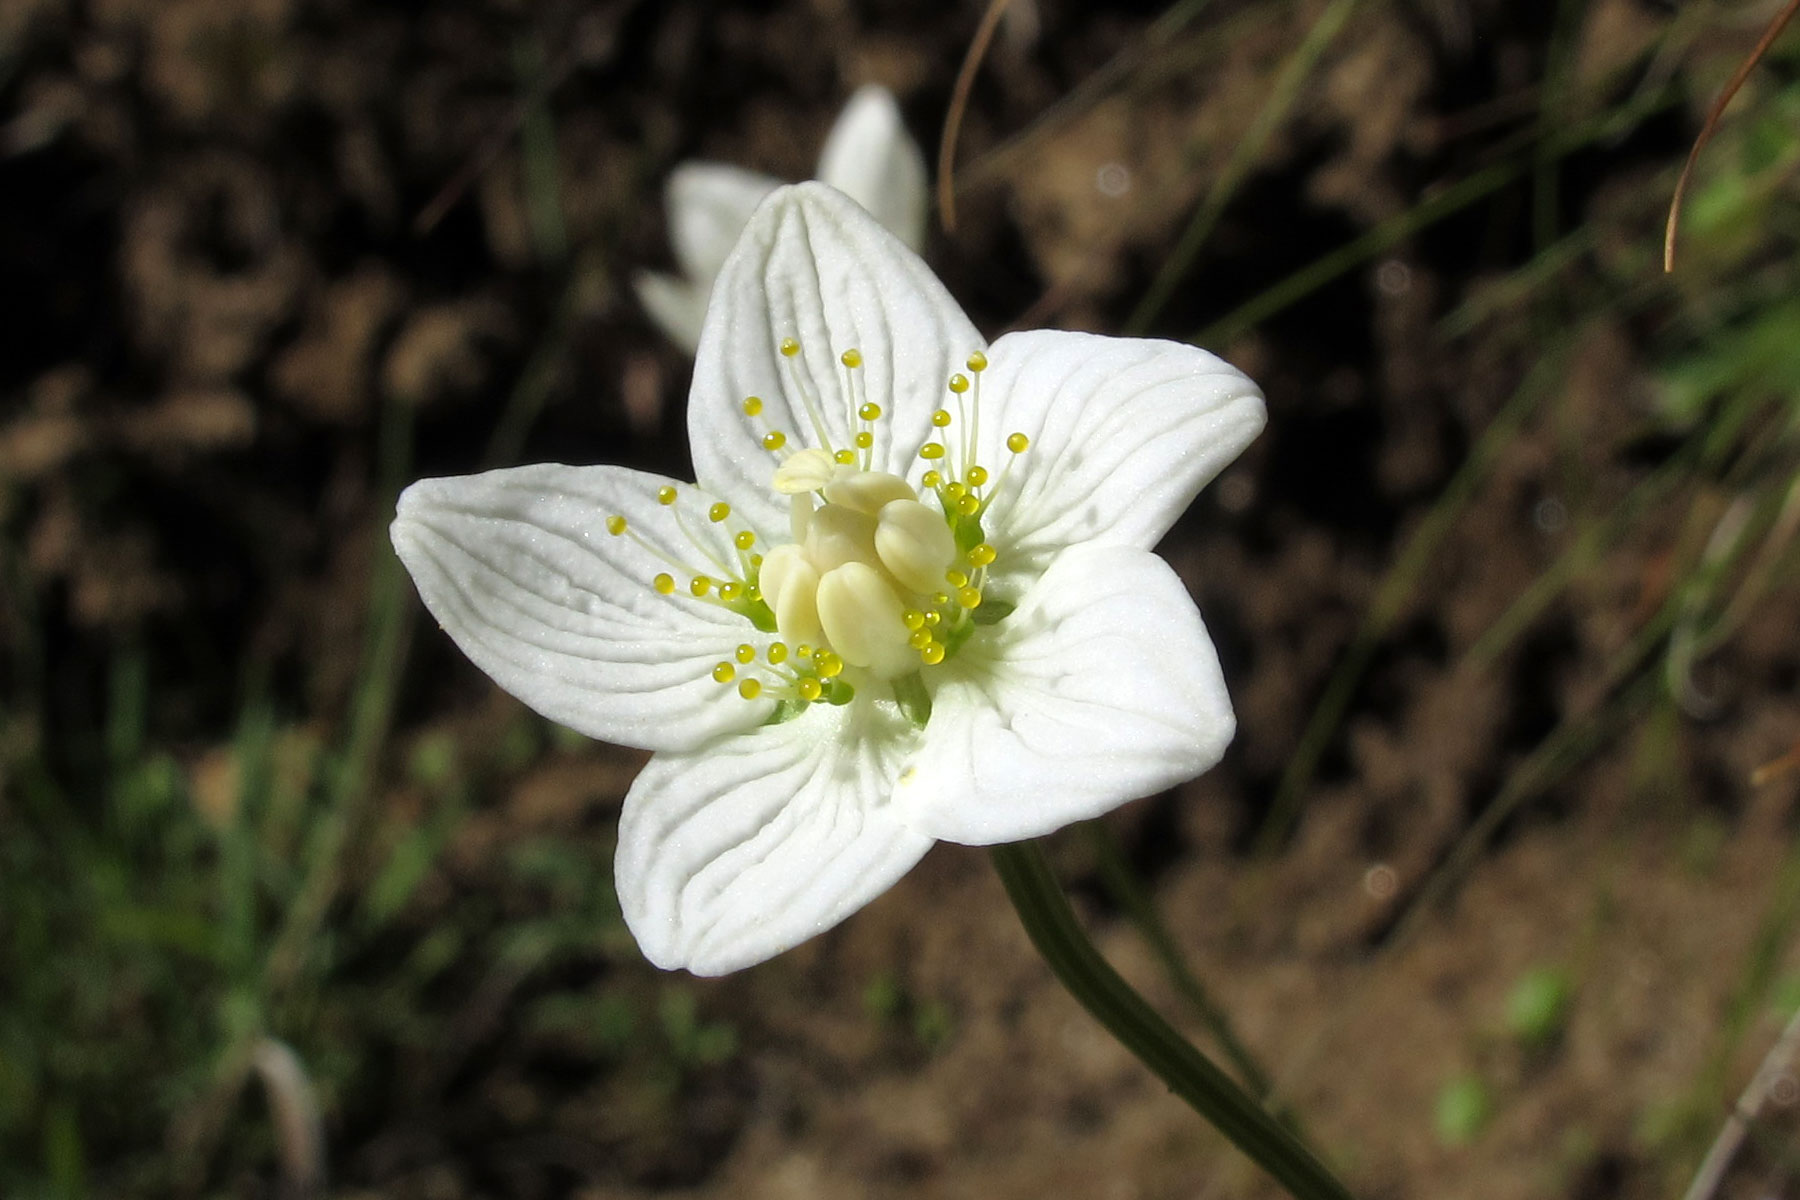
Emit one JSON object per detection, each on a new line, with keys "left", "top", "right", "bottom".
{"left": 894, "top": 543, "right": 1235, "bottom": 845}
{"left": 690, "top": 183, "right": 983, "bottom": 535}
{"left": 666, "top": 162, "right": 781, "bottom": 285}
{"left": 391, "top": 463, "right": 777, "bottom": 753}
{"left": 617, "top": 701, "right": 932, "bottom": 975}
{"left": 815, "top": 85, "right": 928, "bottom": 253}
{"left": 974, "top": 330, "right": 1264, "bottom": 576}
{"left": 633, "top": 270, "right": 709, "bottom": 354}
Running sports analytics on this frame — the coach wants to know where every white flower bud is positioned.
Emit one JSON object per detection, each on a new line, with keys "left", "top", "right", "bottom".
{"left": 758, "top": 543, "right": 823, "bottom": 645}
{"left": 823, "top": 469, "right": 915, "bottom": 516}
{"left": 772, "top": 448, "right": 838, "bottom": 494}
{"left": 803, "top": 503, "right": 878, "bottom": 574}
{"left": 815, "top": 561, "right": 915, "bottom": 678}
{"left": 874, "top": 498, "right": 956, "bottom": 595}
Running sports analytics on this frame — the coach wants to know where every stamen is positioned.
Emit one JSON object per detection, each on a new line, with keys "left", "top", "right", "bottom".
{"left": 689, "top": 575, "right": 713, "bottom": 596}
{"left": 767, "top": 642, "right": 789, "bottom": 665}
{"left": 921, "top": 643, "right": 946, "bottom": 666}
{"left": 957, "top": 587, "right": 982, "bottom": 609}
{"left": 742, "top": 396, "right": 763, "bottom": 417}
{"left": 657, "top": 487, "right": 677, "bottom": 506}
{"left": 919, "top": 443, "right": 945, "bottom": 460}
{"left": 708, "top": 502, "right": 731, "bottom": 523}
{"left": 735, "top": 644, "right": 756, "bottom": 663}
{"left": 653, "top": 573, "right": 676, "bottom": 594}
{"left": 968, "top": 543, "right": 996, "bottom": 566}
{"left": 968, "top": 465, "right": 988, "bottom": 487}
{"left": 763, "top": 431, "right": 787, "bottom": 451}
{"left": 798, "top": 678, "right": 822, "bottom": 702}
{"left": 1007, "top": 432, "right": 1030, "bottom": 453}
{"left": 712, "top": 662, "right": 736, "bottom": 683}
{"left": 738, "top": 678, "right": 762, "bottom": 700}
{"left": 734, "top": 530, "right": 756, "bottom": 550}
{"left": 777, "top": 336, "right": 836, "bottom": 450}
{"left": 931, "top": 409, "right": 953, "bottom": 428}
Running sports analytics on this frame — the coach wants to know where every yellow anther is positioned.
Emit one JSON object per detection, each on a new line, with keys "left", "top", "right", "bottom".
{"left": 931, "top": 409, "right": 953, "bottom": 427}
{"left": 817, "top": 653, "right": 844, "bottom": 678}
{"left": 921, "top": 470, "right": 942, "bottom": 489}
{"left": 739, "top": 678, "right": 763, "bottom": 700}
{"left": 690, "top": 576, "right": 713, "bottom": 596}
{"left": 743, "top": 396, "right": 764, "bottom": 417}
{"left": 1007, "top": 432, "right": 1030, "bottom": 453}
{"left": 967, "top": 351, "right": 988, "bottom": 372}
{"left": 606, "top": 515, "right": 627, "bottom": 535}
{"left": 653, "top": 572, "right": 676, "bottom": 594}
{"left": 944, "top": 482, "right": 967, "bottom": 501}
{"left": 946, "top": 569, "right": 968, "bottom": 588}
{"left": 957, "top": 586, "right": 982, "bottom": 609}
{"left": 841, "top": 348, "right": 863, "bottom": 368}
{"left": 708, "top": 501, "right": 730, "bottom": 522}
{"left": 718, "top": 581, "right": 742, "bottom": 601}
{"left": 921, "top": 643, "right": 946, "bottom": 666}
{"left": 968, "top": 543, "right": 997, "bottom": 566}
{"left": 924, "top": 610, "right": 941, "bottom": 626}
{"left": 919, "top": 443, "right": 945, "bottom": 460}
{"left": 902, "top": 609, "right": 926, "bottom": 631}
{"left": 854, "top": 431, "right": 874, "bottom": 449}
{"left": 779, "top": 338, "right": 800, "bottom": 358}
{"left": 796, "top": 644, "right": 813, "bottom": 659}
{"left": 833, "top": 448, "right": 855, "bottom": 464}
{"left": 767, "top": 642, "right": 789, "bottom": 665}
{"left": 712, "top": 662, "right": 736, "bottom": 684}
{"left": 947, "top": 374, "right": 970, "bottom": 395}
{"left": 957, "top": 494, "right": 980, "bottom": 516}
{"left": 909, "top": 628, "right": 934, "bottom": 650}
{"left": 763, "top": 430, "right": 787, "bottom": 451}
{"left": 735, "top": 644, "right": 756, "bottom": 663}
{"left": 734, "top": 530, "right": 756, "bottom": 550}
{"left": 798, "top": 678, "right": 823, "bottom": 702}
{"left": 967, "top": 465, "right": 989, "bottom": 486}
{"left": 858, "top": 402, "right": 882, "bottom": 421}
{"left": 657, "top": 486, "right": 677, "bottom": 505}
{"left": 931, "top": 592, "right": 950, "bottom": 608}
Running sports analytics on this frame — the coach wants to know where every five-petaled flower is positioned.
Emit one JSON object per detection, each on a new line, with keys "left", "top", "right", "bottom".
{"left": 392, "top": 182, "right": 1265, "bottom": 975}
{"left": 634, "top": 84, "right": 928, "bottom": 353}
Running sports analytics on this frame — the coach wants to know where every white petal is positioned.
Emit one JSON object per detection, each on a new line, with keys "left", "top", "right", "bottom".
{"left": 689, "top": 183, "right": 983, "bottom": 536}
{"left": 665, "top": 162, "right": 781, "bottom": 285}
{"left": 973, "top": 330, "right": 1264, "bottom": 576}
{"left": 633, "top": 271, "right": 709, "bottom": 354}
{"left": 391, "top": 463, "right": 777, "bottom": 752}
{"left": 894, "top": 543, "right": 1236, "bottom": 845}
{"left": 617, "top": 703, "right": 932, "bottom": 975}
{"left": 815, "top": 85, "right": 929, "bottom": 252}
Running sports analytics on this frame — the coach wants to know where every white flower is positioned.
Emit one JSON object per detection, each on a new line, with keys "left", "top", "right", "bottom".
{"left": 393, "top": 183, "right": 1265, "bottom": 975}
{"left": 634, "top": 85, "right": 928, "bottom": 353}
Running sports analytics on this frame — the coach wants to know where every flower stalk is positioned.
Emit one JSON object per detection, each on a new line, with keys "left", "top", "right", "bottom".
{"left": 990, "top": 840, "right": 1356, "bottom": 1200}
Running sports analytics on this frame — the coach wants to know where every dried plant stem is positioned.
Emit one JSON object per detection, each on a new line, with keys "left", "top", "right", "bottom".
{"left": 937, "top": 0, "right": 1017, "bottom": 234}
{"left": 1663, "top": 0, "right": 1800, "bottom": 272}
{"left": 991, "top": 841, "right": 1356, "bottom": 1200}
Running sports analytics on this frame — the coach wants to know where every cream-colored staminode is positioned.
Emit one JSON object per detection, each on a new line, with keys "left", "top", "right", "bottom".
{"left": 392, "top": 183, "right": 1267, "bottom": 976}
{"left": 635, "top": 85, "right": 928, "bottom": 353}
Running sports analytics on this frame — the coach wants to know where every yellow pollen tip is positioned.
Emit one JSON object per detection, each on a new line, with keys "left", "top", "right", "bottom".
{"left": 946, "top": 570, "right": 968, "bottom": 588}
{"left": 958, "top": 587, "right": 982, "bottom": 609}
{"left": 798, "top": 678, "right": 822, "bottom": 702}
{"left": 921, "top": 470, "right": 942, "bottom": 489}
{"left": 718, "top": 581, "right": 742, "bottom": 601}
{"left": 738, "top": 678, "right": 762, "bottom": 700}
{"left": 734, "top": 530, "right": 756, "bottom": 550}
{"left": 947, "top": 374, "right": 970, "bottom": 394}
{"left": 779, "top": 338, "right": 800, "bottom": 358}
{"left": 817, "top": 653, "right": 844, "bottom": 678}
{"left": 924, "top": 610, "right": 941, "bottom": 626}
{"left": 763, "top": 430, "right": 787, "bottom": 451}
{"left": 919, "top": 443, "right": 945, "bottom": 460}
{"left": 858, "top": 402, "right": 882, "bottom": 421}
{"left": 653, "top": 572, "right": 676, "bottom": 594}
{"left": 1007, "top": 432, "right": 1030, "bottom": 454}
{"left": 854, "top": 431, "right": 873, "bottom": 449}
{"left": 742, "top": 396, "right": 763, "bottom": 416}
{"left": 689, "top": 576, "right": 713, "bottom": 596}
{"left": 931, "top": 592, "right": 950, "bottom": 607}
{"left": 967, "top": 351, "right": 988, "bottom": 372}
{"left": 957, "top": 495, "right": 980, "bottom": 516}
{"left": 708, "top": 501, "right": 730, "bottom": 522}
{"left": 902, "top": 609, "right": 925, "bottom": 631}
{"left": 767, "top": 642, "right": 789, "bottom": 664}
{"left": 931, "top": 409, "right": 953, "bottom": 427}
{"left": 840, "top": 348, "right": 863, "bottom": 368}
{"left": 735, "top": 644, "right": 756, "bottom": 663}
{"left": 969, "top": 543, "right": 996, "bottom": 566}
{"left": 657, "top": 486, "right": 677, "bottom": 505}
{"left": 712, "top": 662, "right": 735, "bottom": 684}
{"left": 921, "top": 643, "right": 946, "bottom": 666}
{"left": 833, "top": 448, "right": 856, "bottom": 464}
{"left": 909, "top": 629, "right": 934, "bottom": 650}
{"left": 944, "top": 482, "right": 967, "bottom": 501}
{"left": 796, "top": 644, "right": 812, "bottom": 658}
{"left": 968, "top": 465, "right": 989, "bottom": 486}
{"left": 605, "top": 515, "right": 627, "bottom": 535}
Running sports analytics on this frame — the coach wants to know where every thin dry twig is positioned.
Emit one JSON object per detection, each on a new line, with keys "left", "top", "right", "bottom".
{"left": 937, "top": 0, "right": 1018, "bottom": 235}
{"left": 1663, "top": 0, "right": 1800, "bottom": 272}
{"left": 1682, "top": 1003, "right": 1800, "bottom": 1200}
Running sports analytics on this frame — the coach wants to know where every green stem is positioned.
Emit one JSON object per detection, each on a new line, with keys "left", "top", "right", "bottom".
{"left": 990, "top": 841, "right": 1355, "bottom": 1200}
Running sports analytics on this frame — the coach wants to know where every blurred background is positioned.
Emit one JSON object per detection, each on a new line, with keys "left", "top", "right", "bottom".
{"left": 4, "top": 0, "right": 1800, "bottom": 1196}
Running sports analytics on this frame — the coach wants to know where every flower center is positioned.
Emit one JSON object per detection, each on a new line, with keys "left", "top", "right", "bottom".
{"left": 606, "top": 342, "right": 1030, "bottom": 717}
